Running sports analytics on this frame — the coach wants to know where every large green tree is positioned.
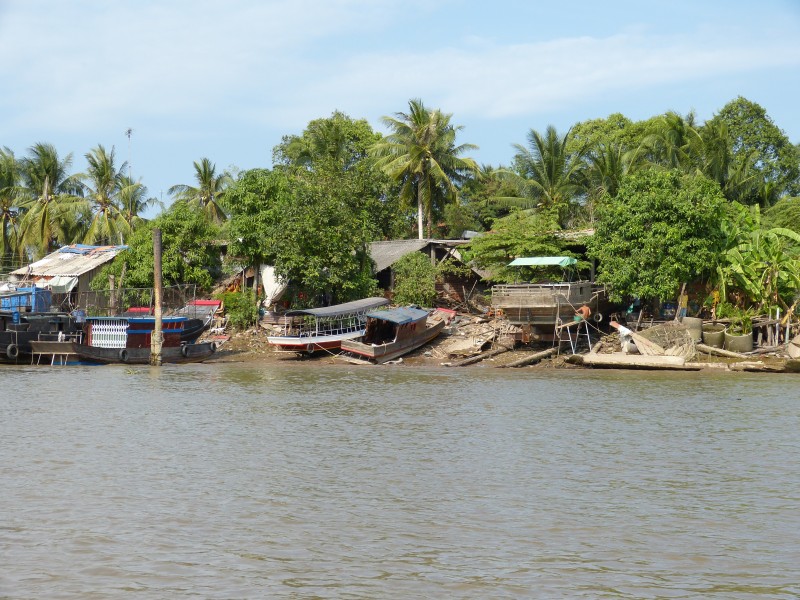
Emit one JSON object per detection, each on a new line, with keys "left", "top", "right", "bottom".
{"left": 97, "top": 200, "right": 222, "bottom": 290}
{"left": 117, "top": 174, "right": 161, "bottom": 232}
{"left": 271, "top": 112, "right": 404, "bottom": 240}
{"left": 273, "top": 110, "right": 381, "bottom": 171}
{"left": 588, "top": 169, "right": 728, "bottom": 301}
{"left": 707, "top": 97, "right": 800, "bottom": 203}
{"left": 371, "top": 99, "right": 479, "bottom": 239}
{"left": 227, "top": 166, "right": 381, "bottom": 305}
{"left": 463, "top": 210, "right": 567, "bottom": 283}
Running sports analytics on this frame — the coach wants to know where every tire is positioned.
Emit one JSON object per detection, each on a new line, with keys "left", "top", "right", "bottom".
{"left": 209, "top": 342, "right": 217, "bottom": 353}
{"left": 118, "top": 348, "right": 129, "bottom": 362}
{"left": 306, "top": 343, "right": 315, "bottom": 354}
{"left": 6, "top": 343, "right": 19, "bottom": 359}
{"left": 594, "top": 312, "right": 604, "bottom": 323}
{"left": 181, "top": 345, "right": 190, "bottom": 358}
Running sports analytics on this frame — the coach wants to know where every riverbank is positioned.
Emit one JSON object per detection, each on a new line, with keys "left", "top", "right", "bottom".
{"left": 202, "top": 324, "right": 796, "bottom": 372}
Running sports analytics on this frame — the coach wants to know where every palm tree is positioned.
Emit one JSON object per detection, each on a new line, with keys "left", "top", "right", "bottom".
{"left": 118, "top": 175, "right": 162, "bottom": 232}
{"left": 577, "top": 143, "right": 648, "bottom": 224}
{"left": 0, "top": 147, "right": 28, "bottom": 267}
{"left": 281, "top": 114, "right": 353, "bottom": 170}
{"left": 638, "top": 111, "right": 703, "bottom": 171}
{"left": 168, "top": 158, "right": 231, "bottom": 223}
{"left": 503, "top": 126, "right": 585, "bottom": 228}
{"left": 371, "top": 99, "right": 479, "bottom": 239}
{"left": 78, "top": 144, "right": 136, "bottom": 245}
{"left": 19, "top": 142, "right": 82, "bottom": 257}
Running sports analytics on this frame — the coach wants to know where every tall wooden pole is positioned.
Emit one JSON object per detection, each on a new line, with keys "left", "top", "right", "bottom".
{"left": 151, "top": 228, "right": 163, "bottom": 366}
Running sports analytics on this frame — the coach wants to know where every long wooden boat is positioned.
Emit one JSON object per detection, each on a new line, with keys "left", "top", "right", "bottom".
{"left": 267, "top": 297, "right": 389, "bottom": 353}
{"left": 72, "top": 340, "right": 216, "bottom": 364}
{"left": 72, "top": 315, "right": 216, "bottom": 364}
{"left": 339, "top": 306, "right": 453, "bottom": 364}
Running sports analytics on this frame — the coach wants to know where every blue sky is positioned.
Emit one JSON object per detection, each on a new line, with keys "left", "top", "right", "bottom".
{"left": 2, "top": 0, "right": 799, "bottom": 214}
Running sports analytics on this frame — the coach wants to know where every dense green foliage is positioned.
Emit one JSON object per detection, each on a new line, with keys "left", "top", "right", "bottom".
{"left": 588, "top": 170, "right": 728, "bottom": 301}
{"left": 226, "top": 112, "right": 406, "bottom": 306}
{"left": 227, "top": 165, "right": 384, "bottom": 304}
{"left": 712, "top": 203, "right": 800, "bottom": 311}
{"left": 3, "top": 96, "right": 799, "bottom": 315}
{"left": 463, "top": 211, "right": 568, "bottom": 283}
{"left": 503, "top": 126, "right": 586, "bottom": 228}
{"left": 94, "top": 201, "right": 222, "bottom": 290}
{"left": 391, "top": 252, "right": 437, "bottom": 306}
{"left": 763, "top": 197, "right": 800, "bottom": 232}
{"left": 218, "top": 289, "right": 260, "bottom": 330}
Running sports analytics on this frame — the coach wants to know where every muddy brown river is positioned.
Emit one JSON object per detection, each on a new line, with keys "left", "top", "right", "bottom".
{"left": 2, "top": 363, "right": 799, "bottom": 598}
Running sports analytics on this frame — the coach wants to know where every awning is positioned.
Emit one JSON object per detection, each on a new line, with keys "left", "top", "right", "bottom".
{"left": 508, "top": 256, "right": 576, "bottom": 267}
{"left": 46, "top": 275, "right": 79, "bottom": 293}
{"left": 286, "top": 297, "right": 389, "bottom": 318}
{"left": 365, "top": 306, "right": 428, "bottom": 325}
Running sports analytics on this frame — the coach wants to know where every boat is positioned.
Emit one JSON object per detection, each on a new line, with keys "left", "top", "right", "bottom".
{"left": 0, "top": 284, "right": 83, "bottom": 362}
{"left": 787, "top": 333, "right": 800, "bottom": 359}
{"left": 490, "top": 256, "right": 603, "bottom": 342}
{"left": 122, "top": 298, "right": 219, "bottom": 344}
{"left": 72, "top": 315, "right": 216, "bottom": 364}
{"left": 339, "top": 306, "right": 454, "bottom": 364}
{"left": 0, "top": 310, "right": 83, "bottom": 362}
{"left": 267, "top": 297, "right": 389, "bottom": 353}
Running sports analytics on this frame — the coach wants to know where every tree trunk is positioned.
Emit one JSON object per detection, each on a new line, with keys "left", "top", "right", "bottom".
{"left": 417, "top": 186, "right": 424, "bottom": 240}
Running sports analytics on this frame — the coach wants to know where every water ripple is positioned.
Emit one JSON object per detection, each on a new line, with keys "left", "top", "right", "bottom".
{"left": 2, "top": 364, "right": 799, "bottom": 598}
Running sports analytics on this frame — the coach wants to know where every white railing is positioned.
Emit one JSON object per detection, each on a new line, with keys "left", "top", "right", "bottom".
{"left": 89, "top": 319, "right": 128, "bottom": 348}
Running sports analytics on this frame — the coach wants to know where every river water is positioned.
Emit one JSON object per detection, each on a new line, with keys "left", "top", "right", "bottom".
{"left": 1, "top": 362, "right": 799, "bottom": 599}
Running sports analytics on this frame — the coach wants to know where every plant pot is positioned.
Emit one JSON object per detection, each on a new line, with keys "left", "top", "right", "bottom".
{"left": 702, "top": 324, "right": 726, "bottom": 348}
{"left": 724, "top": 330, "right": 753, "bottom": 353}
{"left": 681, "top": 316, "right": 703, "bottom": 342}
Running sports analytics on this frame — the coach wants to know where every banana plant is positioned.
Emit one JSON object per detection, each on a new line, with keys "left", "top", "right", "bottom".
{"left": 718, "top": 226, "right": 800, "bottom": 311}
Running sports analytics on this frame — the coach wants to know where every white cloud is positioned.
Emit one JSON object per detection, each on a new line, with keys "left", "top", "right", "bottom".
{"left": 2, "top": 0, "right": 799, "bottom": 141}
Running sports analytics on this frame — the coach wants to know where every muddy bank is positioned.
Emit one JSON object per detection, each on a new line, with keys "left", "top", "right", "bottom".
{"left": 203, "top": 320, "right": 797, "bottom": 373}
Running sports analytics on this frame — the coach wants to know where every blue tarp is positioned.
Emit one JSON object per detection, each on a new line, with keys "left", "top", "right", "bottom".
{"left": 365, "top": 306, "right": 428, "bottom": 325}
{"left": 0, "top": 287, "right": 52, "bottom": 312}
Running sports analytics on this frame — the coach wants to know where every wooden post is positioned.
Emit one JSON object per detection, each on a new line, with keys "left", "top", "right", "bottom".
{"left": 150, "top": 228, "right": 163, "bottom": 366}
{"left": 109, "top": 274, "right": 116, "bottom": 316}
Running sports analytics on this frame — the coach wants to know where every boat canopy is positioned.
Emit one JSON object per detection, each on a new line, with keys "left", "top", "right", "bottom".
{"left": 365, "top": 306, "right": 428, "bottom": 325}
{"left": 508, "top": 256, "right": 576, "bottom": 267}
{"left": 285, "top": 297, "right": 388, "bottom": 318}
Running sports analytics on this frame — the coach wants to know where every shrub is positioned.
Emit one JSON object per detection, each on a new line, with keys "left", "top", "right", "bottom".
{"left": 392, "top": 252, "right": 436, "bottom": 306}
{"left": 219, "top": 289, "right": 259, "bottom": 330}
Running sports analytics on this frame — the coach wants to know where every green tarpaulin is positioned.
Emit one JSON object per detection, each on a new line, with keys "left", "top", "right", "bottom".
{"left": 508, "top": 256, "right": 576, "bottom": 267}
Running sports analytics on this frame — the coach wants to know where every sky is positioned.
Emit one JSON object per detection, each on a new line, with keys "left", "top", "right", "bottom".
{"left": 2, "top": 0, "right": 799, "bottom": 215}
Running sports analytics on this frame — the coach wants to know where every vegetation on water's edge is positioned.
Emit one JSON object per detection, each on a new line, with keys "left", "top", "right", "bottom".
{"left": 2, "top": 96, "right": 800, "bottom": 328}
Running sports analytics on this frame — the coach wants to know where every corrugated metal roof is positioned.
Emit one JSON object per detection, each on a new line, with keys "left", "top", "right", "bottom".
{"left": 368, "top": 240, "right": 431, "bottom": 273}
{"left": 11, "top": 244, "right": 126, "bottom": 278}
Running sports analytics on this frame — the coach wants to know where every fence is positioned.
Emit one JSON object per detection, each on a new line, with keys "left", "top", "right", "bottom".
{"left": 77, "top": 284, "right": 203, "bottom": 318}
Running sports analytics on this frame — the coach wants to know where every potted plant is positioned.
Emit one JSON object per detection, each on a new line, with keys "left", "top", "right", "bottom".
{"left": 724, "top": 306, "right": 754, "bottom": 352}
